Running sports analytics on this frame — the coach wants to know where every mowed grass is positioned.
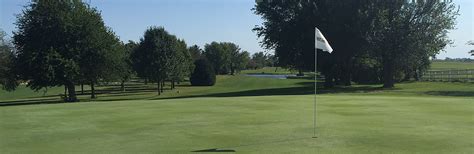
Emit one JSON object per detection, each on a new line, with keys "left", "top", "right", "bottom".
{"left": 430, "top": 61, "right": 474, "bottom": 70}
{"left": 0, "top": 72, "right": 473, "bottom": 153}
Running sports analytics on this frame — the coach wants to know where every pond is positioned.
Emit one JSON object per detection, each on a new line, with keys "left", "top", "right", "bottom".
{"left": 245, "top": 74, "right": 296, "bottom": 79}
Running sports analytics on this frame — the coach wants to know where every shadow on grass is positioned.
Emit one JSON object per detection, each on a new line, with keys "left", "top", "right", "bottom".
{"left": 12, "top": 80, "right": 470, "bottom": 106}
{"left": 0, "top": 84, "right": 160, "bottom": 106}
{"left": 1, "top": 81, "right": 396, "bottom": 106}
{"left": 0, "top": 98, "right": 64, "bottom": 106}
{"left": 318, "top": 86, "right": 394, "bottom": 94}
{"left": 192, "top": 137, "right": 313, "bottom": 153}
{"left": 424, "top": 91, "right": 474, "bottom": 97}
{"left": 192, "top": 148, "right": 235, "bottom": 152}
{"left": 154, "top": 82, "right": 391, "bottom": 100}
{"left": 0, "top": 92, "right": 158, "bottom": 107}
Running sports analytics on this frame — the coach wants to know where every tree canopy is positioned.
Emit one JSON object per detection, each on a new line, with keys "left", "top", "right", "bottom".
{"left": 13, "top": 0, "right": 124, "bottom": 101}
{"left": 0, "top": 29, "right": 18, "bottom": 91}
{"left": 132, "top": 27, "right": 194, "bottom": 94}
{"left": 188, "top": 45, "right": 202, "bottom": 61}
{"left": 203, "top": 42, "right": 249, "bottom": 75}
{"left": 254, "top": 0, "right": 458, "bottom": 88}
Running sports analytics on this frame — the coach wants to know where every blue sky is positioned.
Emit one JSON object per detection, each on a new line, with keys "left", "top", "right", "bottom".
{"left": 1, "top": 0, "right": 473, "bottom": 58}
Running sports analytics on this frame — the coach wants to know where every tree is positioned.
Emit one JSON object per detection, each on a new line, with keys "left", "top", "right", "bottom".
{"left": 188, "top": 45, "right": 202, "bottom": 61}
{"left": 265, "top": 54, "right": 277, "bottom": 67}
{"left": 253, "top": 0, "right": 367, "bottom": 86}
{"left": 133, "top": 27, "right": 176, "bottom": 95}
{"left": 190, "top": 59, "right": 216, "bottom": 86}
{"left": 169, "top": 39, "right": 194, "bottom": 90}
{"left": 73, "top": 4, "right": 124, "bottom": 99}
{"left": 363, "top": 0, "right": 458, "bottom": 88}
{"left": 117, "top": 41, "right": 137, "bottom": 91}
{"left": 131, "top": 39, "right": 149, "bottom": 84}
{"left": 14, "top": 0, "right": 86, "bottom": 102}
{"left": 223, "top": 42, "right": 245, "bottom": 75}
{"left": 202, "top": 42, "right": 248, "bottom": 75}
{"left": 251, "top": 52, "right": 267, "bottom": 69}
{"left": 254, "top": 0, "right": 458, "bottom": 88}
{"left": 13, "top": 0, "right": 126, "bottom": 101}
{"left": 0, "top": 29, "right": 18, "bottom": 91}
{"left": 203, "top": 42, "right": 231, "bottom": 74}
{"left": 247, "top": 59, "right": 258, "bottom": 70}
{"left": 468, "top": 41, "right": 474, "bottom": 56}
{"left": 235, "top": 51, "right": 250, "bottom": 74}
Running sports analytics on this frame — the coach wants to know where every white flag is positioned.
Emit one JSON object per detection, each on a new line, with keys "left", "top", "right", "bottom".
{"left": 315, "top": 28, "right": 333, "bottom": 53}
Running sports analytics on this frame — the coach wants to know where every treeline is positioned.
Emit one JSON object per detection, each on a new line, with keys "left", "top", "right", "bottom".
{"left": 246, "top": 52, "right": 277, "bottom": 70}
{"left": 0, "top": 0, "right": 266, "bottom": 102}
{"left": 190, "top": 42, "right": 276, "bottom": 75}
{"left": 254, "top": 0, "right": 458, "bottom": 88}
{"left": 436, "top": 58, "right": 474, "bottom": 62}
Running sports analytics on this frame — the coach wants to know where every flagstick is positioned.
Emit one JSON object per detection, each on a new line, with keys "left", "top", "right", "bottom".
{"left": 313, "top": 27, "right": 317, "bottom": 138}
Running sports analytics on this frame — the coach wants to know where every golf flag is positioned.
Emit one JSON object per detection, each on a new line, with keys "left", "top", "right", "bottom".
{"left": 315, "top": 28, "right": 333, "bottom": 53}
{"left": 313, "top": 27, "right": 333, "bottom": 138}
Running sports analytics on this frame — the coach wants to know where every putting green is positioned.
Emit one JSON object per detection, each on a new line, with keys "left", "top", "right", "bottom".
{"left": 1, "top": 94, "right": 473, "bottom": 153}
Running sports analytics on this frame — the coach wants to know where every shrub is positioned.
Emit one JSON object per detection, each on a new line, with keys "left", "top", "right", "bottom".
{"left": 190, "top": 59, "right": 216, "bottom": 86}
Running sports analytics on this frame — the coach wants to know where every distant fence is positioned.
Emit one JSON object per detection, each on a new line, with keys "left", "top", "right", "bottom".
{"left": 421, "top": 69, "right": 474, "bottom": 82}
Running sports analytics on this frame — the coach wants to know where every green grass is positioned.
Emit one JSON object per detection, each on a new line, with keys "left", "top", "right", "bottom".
{"left": 1, "top": 73, "right": 473, "bottom": 153}
{"left": 430, "top": 61, "right": 474, "bottom": 70}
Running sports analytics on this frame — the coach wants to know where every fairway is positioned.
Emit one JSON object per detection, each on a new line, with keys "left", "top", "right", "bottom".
{"left": 1, "top": 75, "right": 473, "bottom": 153}
{"left": 430, "top": 61, "right": 474, "bottom": 70}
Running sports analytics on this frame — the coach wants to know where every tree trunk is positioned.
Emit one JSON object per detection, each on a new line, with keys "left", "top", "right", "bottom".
{"left": 230, "top": 66, "right": 235, "bottom": 75}
{"left": 171, "top": 80, "right": 174, "bottom": 89}
{"left": 160, "top": 81, "right": 164, "bottom": 93}
{"left": 324, "top": 74, "right": 334, "bottom": 88}
{"left": 383, "top": 59, "right": 395, "bottom": 88}
{"left": 90, "top": 82, "right": 96, "bottom": 99}
{"left": 414, "top": 69, "right": 420, "bottom": 81}
{"left": 81, "top": 83, "right": 84, "bottom": 94}
{"left": 64, "top": 86, "right": 68, "bottom": 100}
{"left": 342, "top": 60, "right": 352, "bottom": 86}
{"left": 157, "top": 81, "right": 161, "bottom": 95}
{"left": 144, "top": 78, "right": 148, "bottom": 85}
{"left": 297, "top": 69, "right": 304, "bottom": 76}
{"left": 65, "top": 82, "right": 77, "bottom": 102}
{"left": 402, "top": 70, "right": 411, "bottom": 81}
{"left": 120, "top": 80, "right": 125, "bottom": 92}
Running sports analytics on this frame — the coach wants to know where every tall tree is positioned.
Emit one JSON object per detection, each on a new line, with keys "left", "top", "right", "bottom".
{"left": 223, "top": 42, "right": 243, "bottom": 75}
{"left": 203, "top": 42, "right": 231, "bottom": 74}
{"left": 14, "top": 0, "right": 85, "bottom": 102}
{"left": 251, "top": 52, "right": 267, "bottom": 69}
{"left": 0, "top": 29, "right": 18, "bottom": 91}
{"left": 133, "top": 27, "right": 175, "bottom": 95}
{"left": 364, "top": 0, "right": 458, "bottom": 88}
{"left": 236, "top": 51, "right": 251, "bottom": 74}
{"left": 117, "top": 41, "right": 137, "bottom": 91}
{"left": 74, "top": 4, "right": 123, "bottom": 99}
{"left": 188, "top": 45, "right": 202, "bottom": 61}
{"left": 13, "top": 0, "right": 125, "bottom": 101}
{"left": 169, "top": 39, "right": 194, "bottom": 89}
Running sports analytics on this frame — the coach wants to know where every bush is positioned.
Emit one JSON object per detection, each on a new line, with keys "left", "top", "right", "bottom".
{"left": 190, "top": 59, "right": 216, "bottom": 86}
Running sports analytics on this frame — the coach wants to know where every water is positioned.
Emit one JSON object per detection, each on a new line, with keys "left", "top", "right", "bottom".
{"left": 245, "top": 74, "right": 296, "bottom": 79}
